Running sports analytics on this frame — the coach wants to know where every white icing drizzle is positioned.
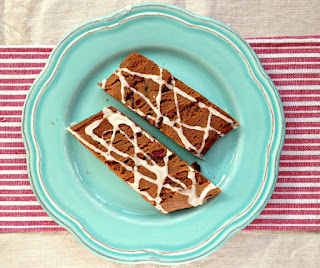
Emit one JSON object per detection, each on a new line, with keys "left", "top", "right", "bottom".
{"left": 67, "top": 107, "right": 217, "bottom": 213}
{"left": 101, "top": 79, "right": 107, "bottom": 89}
{"left": 69, "top": 121, "right": 77, "bottom": 127}
{"left": 105, "top": 66, "right": 238, "bottom": 157}
{"left": 181, "top": 168, "right": 216, "bottom": 207}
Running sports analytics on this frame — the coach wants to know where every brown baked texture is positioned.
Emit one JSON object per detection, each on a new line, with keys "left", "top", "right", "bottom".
{"left": 99, "top": 52, "right": 238, "bottom": 158}
{"left": 68, "top": 107, "right": 221, "bottom": 214}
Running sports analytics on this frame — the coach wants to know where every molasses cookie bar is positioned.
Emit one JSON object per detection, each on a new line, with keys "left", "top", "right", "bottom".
{"left": 99, "top": 52, "right": 238, "bottom": 158}
{"left": 67, "top": 107, "right": 221, "bottom": 213}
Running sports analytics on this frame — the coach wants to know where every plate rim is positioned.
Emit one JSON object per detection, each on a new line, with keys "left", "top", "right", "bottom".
{"left": 22, "top": 3, "right": 285, "bottom": 264}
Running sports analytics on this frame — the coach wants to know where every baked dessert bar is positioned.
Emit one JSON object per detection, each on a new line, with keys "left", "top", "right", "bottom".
{"left": 67, "top": 107, "right": 221, "bottom": 213}
{"left": 99, "top": 52, "right": 238, "bottom": 158}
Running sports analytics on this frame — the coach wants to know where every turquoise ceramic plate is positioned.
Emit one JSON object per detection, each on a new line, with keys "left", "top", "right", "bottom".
{"left": 22, "top": 3, "right": 285, "bottom": 264}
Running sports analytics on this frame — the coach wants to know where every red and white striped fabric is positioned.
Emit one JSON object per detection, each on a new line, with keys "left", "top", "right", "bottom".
{"left": 1, "top": 37, "right": 320, "bottom": 232}
{"left": 0, "top": 46, "right": 64, "bottom": 232}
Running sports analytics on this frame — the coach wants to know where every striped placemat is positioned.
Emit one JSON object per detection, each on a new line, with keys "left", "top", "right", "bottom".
{"left": 1, "top": 37, "right": 320, "bottom": 232}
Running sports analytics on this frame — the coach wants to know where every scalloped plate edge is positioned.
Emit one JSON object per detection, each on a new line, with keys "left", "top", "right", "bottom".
{"left": 22, "top": 3, "right": 285, "bottom": 264}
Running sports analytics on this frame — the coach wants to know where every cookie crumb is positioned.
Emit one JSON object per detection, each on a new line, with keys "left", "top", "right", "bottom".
{"left": 191, "top": 162, "right": 201, "bottom": 172}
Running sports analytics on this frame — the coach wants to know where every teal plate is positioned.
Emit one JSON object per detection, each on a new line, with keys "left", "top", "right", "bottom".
{"left": 22, "top": 3, "right": 285, "bottom": 265}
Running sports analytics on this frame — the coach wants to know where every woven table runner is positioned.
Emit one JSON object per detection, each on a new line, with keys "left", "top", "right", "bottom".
{"left": 1, "top": 36, "right": 320, "bottom": 232}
